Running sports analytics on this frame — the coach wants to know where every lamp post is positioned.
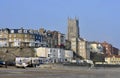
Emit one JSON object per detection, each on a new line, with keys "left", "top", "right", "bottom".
{"left": 4, "top": 50, "right": 8, "bottom": 68}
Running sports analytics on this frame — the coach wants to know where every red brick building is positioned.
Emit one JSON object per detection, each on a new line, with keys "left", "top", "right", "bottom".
{"left": 112, "top": 47, "right": 119, "bottom": 55}
{"left": 101, "top": 41, "right": 113, "bottom": 56}
{"left": 101, "top": 41, "right": 119, "bottom": 56}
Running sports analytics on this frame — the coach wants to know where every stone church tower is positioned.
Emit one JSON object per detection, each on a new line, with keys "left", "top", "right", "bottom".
{"left": 67, "top": 18, "right": 80, "bottom": 56}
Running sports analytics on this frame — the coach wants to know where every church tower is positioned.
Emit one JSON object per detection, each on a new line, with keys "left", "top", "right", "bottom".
{"left": 67, "top": 18, "right": 80, "bottom": 56}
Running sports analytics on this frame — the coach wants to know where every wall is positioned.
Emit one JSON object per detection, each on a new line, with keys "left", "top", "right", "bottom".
{"left": 0, "top": 47, "right": 36, "bottom": 62}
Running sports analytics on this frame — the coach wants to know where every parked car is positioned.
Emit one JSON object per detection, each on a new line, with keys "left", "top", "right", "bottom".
{"left": 7, "top": 61, "right": 15, "bottom": 66}
{"left": 0, "top": 61, "right": 5, "bottom": 66}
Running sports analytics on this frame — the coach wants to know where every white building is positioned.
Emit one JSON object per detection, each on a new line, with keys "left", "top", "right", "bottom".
{"left": 35, "top": 47, "right": 65, "bottom": 63}
{"left": 88, "top": 41, "right": 103, "bottom": 54}
{"left": 65, "top": 50, "right": 73, "bottom": 62}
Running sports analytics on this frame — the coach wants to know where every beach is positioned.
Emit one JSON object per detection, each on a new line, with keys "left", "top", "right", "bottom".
{"left": 0, "top": 66, "right": 120, "bottom": 78}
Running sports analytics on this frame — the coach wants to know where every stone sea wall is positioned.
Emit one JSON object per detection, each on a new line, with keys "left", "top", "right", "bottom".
{"left": 0, "top": 47, "right": 36, "bottom": 61}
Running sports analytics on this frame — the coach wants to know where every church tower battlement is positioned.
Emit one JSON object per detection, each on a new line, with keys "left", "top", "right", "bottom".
{"left": 67, "top": 17, "right": 80, "bottom": 40}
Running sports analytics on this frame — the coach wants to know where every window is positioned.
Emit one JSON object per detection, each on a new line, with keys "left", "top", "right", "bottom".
{"left": 48, "top": 54, "right": 51, "bottom": 57}
{"left": 11, "top": 30, "right": 14, "bottom": 33}
{"left": 106, "top": 48, "right": 108, "bottom": 50}
{"left": 9, "top": 39, "right": 11, "bottom": 41}
{"left": 14, "top": 34, "right": 16, "bottom": 37}
{"left": 25, "top": 35, "right": 27, "bottom": 37}
{"left": 18, "top": 43, "right": 20, "bottom": 45}
{"left": 24, "top": 30, "right": 27, "bottom": 33}
{"left": 14, "top": 39, "right": 16, "bottom": 41}
{"left": 33, "top": 35, "right": 34, "bottom": 38}
{"left": 25, "top": 39, "right": 28, "bottom": 42}
{"left": 9, "top": 35, "right": 11, "bottom": 37}
{"left": 18, "top": 30, "right": 22, "bottom": 33}
{"left": 19, "top": 39, "right": 21, "bottom": 41}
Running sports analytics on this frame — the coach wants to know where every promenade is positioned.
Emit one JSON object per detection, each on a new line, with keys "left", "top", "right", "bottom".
{"left": 0, "top": 66, "right": 120, "bottom": 78}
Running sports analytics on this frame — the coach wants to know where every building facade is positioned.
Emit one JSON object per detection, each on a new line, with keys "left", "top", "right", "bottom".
{"left": 105, "top": 55, "right": 120, "bottom": 64}
{"left": 0, "top": 28, "right": 9, "bottom": 47}
{"left": 78, "top": 38, "right": 90, "bottom": 60}
{"left": 67, "top": 18, "right": 79, "bottom": 56}
{"left": 9, "top": 28, "right": 34, "bottom": 47}
{"left": 35, "top": 47, "right": 65, "bottom": 63}
{"left": 65, "top": 40, "right": 71, "bottom": 50}
{"left": 65, "top": 50, "right": 73, "bottom": 62}
{"left": 39, "top": 28, "right": 47, "bottom": 47}
{"left": 88, "top": 41, "right": 103, "bottom": 53}
{"left": 0, "top": 28, "right": 43, "bottom": 47}
{"left": 39, "top": 28, "right": 65, "bottom": 48}
{"left": 101, "top": 41, "right": 113, "bottom": 56}
{"left": 58, "top": 33, "right": 64, "bottom": 46}
{"left": 112, "top": 47, "right": 119, "bottom": 55}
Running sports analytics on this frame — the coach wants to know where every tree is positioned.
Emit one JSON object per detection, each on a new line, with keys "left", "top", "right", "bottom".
{"left": 90, "top": 52, "right": 105, "bottom": 62}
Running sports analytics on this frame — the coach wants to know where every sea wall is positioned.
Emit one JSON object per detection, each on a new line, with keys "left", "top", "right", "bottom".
{"left": 0, "top": 47, "right": 36, "bottom": 61}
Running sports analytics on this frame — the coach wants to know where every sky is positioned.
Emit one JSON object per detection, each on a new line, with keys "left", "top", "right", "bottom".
{"left": 0, "top": 0, "right": 120, "bottom": 48}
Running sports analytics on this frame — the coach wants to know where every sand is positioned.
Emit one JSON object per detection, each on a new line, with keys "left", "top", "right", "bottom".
{"left": 0, "top": 67, "right": 120, "bottom": 78}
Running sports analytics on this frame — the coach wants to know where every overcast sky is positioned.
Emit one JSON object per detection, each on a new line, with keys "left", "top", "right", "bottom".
{"left": 0, "top": 0, "right": 120, "bottom": 48}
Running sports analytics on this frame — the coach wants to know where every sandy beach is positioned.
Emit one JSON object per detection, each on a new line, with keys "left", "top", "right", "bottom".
{"left": 0, "top": 66, "right": 120, "bottom": 78}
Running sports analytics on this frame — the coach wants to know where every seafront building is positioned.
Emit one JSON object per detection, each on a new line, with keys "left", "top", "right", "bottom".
{"left": 101, "top": 41, "right": 113, "bottom": 56}
{"left": 105, "top": 55, "right": 120, "bottom": 64}
{"left": 0, "top": 28, "right": 43, "bottom": 47}
{"left": 65, "top": 50, "right": 74, "bottom": 62}
{"left": 112, "top": 47, "right": 119, "bottom": 55}
{"left": 87, "top": 41, "right": 103, "bottom": 54}
{"left": 0, "top": 28, "right": 9, "bottom": 47}
{"left": 78, "top": 38, "right": 90, "bottom": 60}
{"left": 35, "top": 47, "right": 73, "bottom": 63}
{"left": 39, "top": 28, "right": 65, "bottom": 48}
{"left": 0, "top": 27, "right": 66, "bottom": 48}
{"left": 101, "top": 41, "right": 119, "bottom": 56}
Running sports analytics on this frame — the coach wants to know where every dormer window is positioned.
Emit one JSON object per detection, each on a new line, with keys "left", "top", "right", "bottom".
{"left": 11, "top": 30, "right": 14, "bottom": 33}
{"left": 24, "top": 30, "right": 27, "bottom": 33}
{"left": 18, "top": 30, "right": 22, "bottom": 33}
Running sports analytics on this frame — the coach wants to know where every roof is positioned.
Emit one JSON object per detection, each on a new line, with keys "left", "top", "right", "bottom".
{"left": 106, "top": 55, "right": 120, "bottom": 58}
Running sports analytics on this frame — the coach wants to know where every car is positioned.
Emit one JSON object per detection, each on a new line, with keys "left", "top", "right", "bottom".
{"left": 0, "top": 61, "right": 5, "bottom": 65}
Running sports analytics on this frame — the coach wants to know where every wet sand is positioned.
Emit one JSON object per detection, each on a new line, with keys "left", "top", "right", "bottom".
{"left": 0, "top": 67, "right": 120, "bottom": 78}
